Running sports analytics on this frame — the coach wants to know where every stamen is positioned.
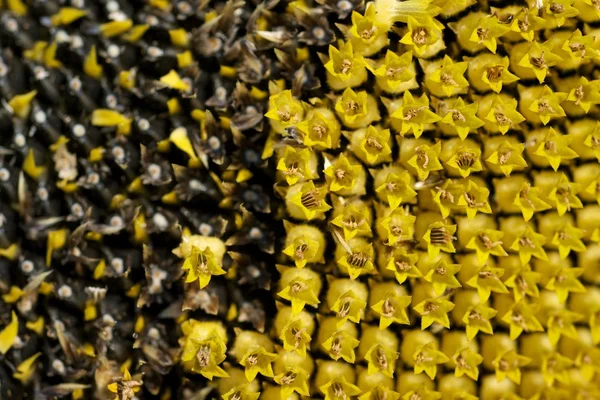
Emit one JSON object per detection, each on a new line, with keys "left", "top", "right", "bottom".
{"left": 412, "top": 28, "right": 428, "bottom": 45}
{"left": 486, "top": 66, "right": 504, "bottom": 81}
{"left": 430, "top": 227, "right": 456, "bottom": 245}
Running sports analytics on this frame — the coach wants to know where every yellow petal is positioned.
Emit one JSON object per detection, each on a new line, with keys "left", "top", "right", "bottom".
{"left": 23, "top": 150, "right": 46, "bottom": 180}
{"left": 91, "top": 109, "right": 132, "bottom": 134}
{"left": 169, "top": 127, "right": 198, "bottom": 160}
{"left": 122, "top": 24, "right": 149, "bottom": 42}
{"left": 100, "top": 20, "right": 133, "bottom": 38}
{"left": 0, "top": 243, "right": 20, "bottom": 261}
{"left": 51, "top": 7, "right": 87, "bottom": 26}
{"left": 84, "top": 301, "right": 97, "bottom": 321}
{"left": 84, "top": 45, "right": 103, "bottom": 79}
{"left": 0, "top": 312, "right": 19, "bottom": 354}
{"left": 8, "top": 90, "right": 37, "bottom": 119}
{"left": 44, "top": 42, "right": 62, "bottom": 68}
{"left": 13, "top": 352, "right": 41, "bottom": 383}
{"left": 26, "top": 317, "right": 45, "bottom": 335}
{"left": 46, "top": 229, "right": 69, "bottom": 266}
{"left": 177, "top": 50, "right": 194, "bottom": 68}
{"left": 2, "top": 286, "right": 23, "bottom": 303}
{"left": 169, "top": 29, "right": 189, "bottom": 48}
{"left": 88, "top": 147, "right": 105, "bottom": 162}
{"left": 133, "top": 213, "right": 148, "bottom": 243}
{"left": 135, "top": 316, "right": 145, "bottom": 333}
{"left": 7, "top": 0, "right": 28, "bottom": 16}
{"left": 24, "top": 42, "right": 48, "bottom": 62}
{"left": 160, "top": 70, "right": 190, "bottom": 91}
{"left": 94, "top": 259, "right": 106, "bottom": 280}
{"left": 119, "top": 70, "right": 136, "bottom": 89}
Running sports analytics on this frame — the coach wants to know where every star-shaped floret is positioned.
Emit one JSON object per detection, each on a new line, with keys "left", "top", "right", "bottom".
{"left": 456, "top": 180, "right": 492, "bottom": 220}
{"left": 330, "top": 205, "right": 372, "bottom": 240}
{"left": 322, "top": 330, "right": 360, "bottom": 362}
{"left": 355, "top": 126, "right": 393, "bottom": 165}
{"left": 431, "top": 179, "right": 463, "bottom": 218}
{"left": 325, "top": 153, "right": 364, "bottom": 193}
{"left": 348, "top": 3, "right": 390, "bottom": 55}
{"left": 513, "top": 182, "right": 551, "bottom": 221}
{"left": 562, "top": 29, "right": 599, "bottom": 62}
{"left": 546, "top": 267, "right": 586, "bottom": 303}
{"left": 222, "top": 386, "right": 260, "bottom": 400}
{"left": 517, "top": 41, "right": 563, "bottom": 83}
{"left": 324, "top": 41, "right": 367, "bottom": 84}
{"left": 541, "top": 352, "right": 573, "bottom": 385}
{"left": 544, "top": 0, "right": 580, "bottom": 27}
{"left": 527, "top": 86, "right": 568, "bottom": 125}
{"left": 484, "top": 95, "right": 526, "bottom": 134}
{"left": 465, "top": 230, "right": 507, "bottom": 266}
{"left": 533, "top": 128, "right": 578, "bottom": 171}
{"left": 413, "top": 341, "right": 450, "bottom": 379}
{"left": 276, "top": 146, "right": 316, "bottom": 185}
{"left": 466, "top": 265, "right": 509, "bottom": 302}
{"left": 423, "top": 260, "right": 462, "bottom": 296}
{"left": 414, "top": 297, "right": 455, "bottom": 329}
{"left": 390, "top": 91, "right": 441, "bottom": 137}
{"left": 501, "top": 300, "right": 544, "bottom": 340}
{"left": 428, "top": 55, "right": 469, "bottom": 97}
{"left": 367, "top": 50, "right": 415, "bottom": 91}
{"left": 480, "top": 57, "right": 519, "bottom": 92}
{"left": 282, "top": 235, "right": 322, "bottom": 268}
{"left": 375, "top": 169, "right": 417, "bottom": 209}
{"left": 385, "top": 247, "right": 421, "bottom": 284}
{"left": 265, "top": 90, "right": 305, "bottom": 128}
{"left": 485, "top": 140, "right": 528, "bottom": 176}
{"left": 583, "top": 122, "right": 600, "bottom": 162}
{"left": 453, "top": 346, "right": 483, "bottom": 381}
{"left": 274, "top": 368, "right": 310, "bottom": 398}
{"left": 378, "top": 207, "right": 415, "bottom": 246}
{"left": 335, "top": 88, "right": 379, "bottom": 128}
{"left": 331, "top": 290, "right": 367, "bottom": 326}
{"left": 277, "top": 276, "right": 321, "bottom": 314}
{"left": 446, "top": 147, "right": 483, "bottom": 178}
{"left": 463, "top": 304, "right": 498, "bottom": 340}
{"left": 550, "top": 224, "right": 586, "bottom": 259}
{"left": 468, "top": 15, "right": 512, "bottom": 53}
{"left": 509, "top": 226, "right": 547, "bottom": 265}
{"left": 577, "top": 344, "right": 600, "bottom": 380}
{"left": 504, "top": 266, "right": 541, "bottom": 302}
{"left": 182, "top": 246, "right": 226, "bottom": 289}
{"left": 493, "top": 350, "right": 531, "bottom": 384}
{"left": 181, "top": 336, "right": 229, "bottom": 379}
{"left": 240, "top": 347, "right": 277, "bottom": 381}
{"left": 320, "top": 376, "right": 362, "bottom": 400}
{"left": 439, "top": 98, "right": 484, "bottom": 140}
{"left": 337, "top": 240, "right": 376, "bottom": 280}
{"left": 512, "top": 7, "right": 547, "bottom": 42}
{"left": 423, "top": 221, "right": 457, "bottom": 258}
{"left": 297, "top": 109, "right": 341, "bottom": 150}
{"left": 585, "top": 176, "right": 600, "bottom": 205}
{"left": 280, "top": 318, "right": 312, "bottom": 357}
{"left": 546, "top": 309, "right": 583, "bottom": 345}
{"left": 566, "top": 77, "right": 600, "bottom": 113}
{"left": 557, "top": 181, "right": 587, "bottom": 217}
{"left": 371, "top": 293, "right": 412, "bottom": 329}
{"left": 407, "top": 142, "right": 443, "bottom": 181}
{"left": 289, "top": 181, "right": 332, "bottom": 220}
{"left": 365, "top": 343, "right": 398, "bottom": 377}
{"left": 400, "top": 16, "right": 444, "bottom": 56}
